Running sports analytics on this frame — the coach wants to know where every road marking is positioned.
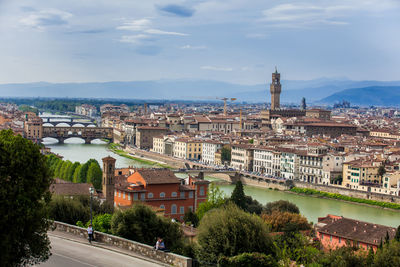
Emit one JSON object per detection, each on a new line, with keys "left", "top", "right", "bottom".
{"left": 52, "top": 252, "right": 97, "bottom": 267}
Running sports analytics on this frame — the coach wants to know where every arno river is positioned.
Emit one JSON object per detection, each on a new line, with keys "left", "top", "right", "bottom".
{"left": 44, "top": 138, "right": 400, "bottom": 227}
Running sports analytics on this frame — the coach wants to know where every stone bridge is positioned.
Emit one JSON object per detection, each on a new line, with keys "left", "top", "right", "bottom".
{"left": 42, "top": 126, "right": 113, "bottom": 144}
{"left": 41, "top": 116, "right": 97, "bottom": 127}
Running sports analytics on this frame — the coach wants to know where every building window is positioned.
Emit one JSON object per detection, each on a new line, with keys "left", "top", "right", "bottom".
{"left": 160, "top": 205, "right": 165, "bottom": 210}
{"left": 171, "top": 192, "right": 177, "bottom": 197}
{"left": 200, "top": 186, "right": 205, "bottom": 196}
{"left": 330, "top": 235, "right": 332, "bottom": 242}
{"left": 140, "top": 193, "right": 145, "bottom": 200}
{"left": 189, "top": 191, "right": 194, "bottom": 198}
{"left": 180, "top": 206, "right": 184, "bottom": 214}
{"left": 180, "top": 192, "right": 185, "bottom": 198}
{"left": 321, "top": 234, "right": 324, "bottom": 240}
{"left": 160, "top": 192, "right": 165, "bottom": 198}
{"left": 123, "top": 192, "right": 125, "bottom": 199}
{"left": 114, "top": 190, "right": 117, "bottom": 197}
{"left": 133, "top": 193, "right": 138, "bottom": 200}
{"left": 118, "top": 191, "right": 121, "bottom": 197}
{"left": 171, "top": 204, "right": 177, "bottom": 214}
{"left": 339, "top": 237, "right": 341, "bottom": 244}
{"left": 148, "top": 192, "right": 153, "bottom": 198}
{"left": 188, "top": 206, "right": 193, "bottom": 211}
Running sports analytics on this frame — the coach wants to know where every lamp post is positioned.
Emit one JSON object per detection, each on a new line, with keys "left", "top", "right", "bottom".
{"left": 89, "top": 186, "right": 94, "bottom": 225}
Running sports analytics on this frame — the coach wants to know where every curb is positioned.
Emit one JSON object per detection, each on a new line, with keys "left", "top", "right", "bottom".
{"left": 49, "top": 232, "right": 171, "bottom": 267}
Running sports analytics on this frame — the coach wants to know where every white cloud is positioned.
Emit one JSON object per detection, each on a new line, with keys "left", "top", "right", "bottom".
{"left": 116, "top": 18, "right": 188, "bottom": 44}
{"left": 262, "top": 4, "right": 351, "bottom": 27}
{"left": 144, "top": 29, "right": 188, "bottom": 36}
{"left": 20, "top": 8, "right": 73, "bottom": 30}
{"left": 246, "top": 33, "right": 268, "bottom": 39}
{"left": 201, "top": 65, "right": 233, "bottom": 71}
{"left": 119, "top": 34, "right": 151, "bottom": 44}
{"left": 180, "top": 45, "right": 206, "bottom": 50}
{"left": 116, "top": 18, "right": 151, "bottom": 31}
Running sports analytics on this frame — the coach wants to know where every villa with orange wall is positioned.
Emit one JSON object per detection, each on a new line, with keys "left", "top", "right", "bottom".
{"left": 114, "top": 168, "right": 209, "bottom": 221}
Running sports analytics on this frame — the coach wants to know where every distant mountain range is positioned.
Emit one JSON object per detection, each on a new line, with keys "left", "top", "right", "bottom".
{"left": 1, "top": 79, "right": 400, "bottom": 105}
{"left": 318, "top": 86, "right": 400, "bottom": 107}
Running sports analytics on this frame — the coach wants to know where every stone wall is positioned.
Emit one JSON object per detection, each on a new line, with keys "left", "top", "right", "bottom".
{"left": 295, "top": 181, "right": 400, "bottom": 204}
{"left": 53, "top": 221, "right": 192, "bottom": 267}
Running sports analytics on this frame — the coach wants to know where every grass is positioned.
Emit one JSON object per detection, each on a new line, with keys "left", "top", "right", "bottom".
{"left": 290, "top": 187, "right": 400, "bottom": 210}
{"left": 108, "top": 143, "right": 172, "bottom": 169}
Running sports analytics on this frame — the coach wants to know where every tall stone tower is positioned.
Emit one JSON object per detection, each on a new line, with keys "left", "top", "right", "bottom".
{"left": 102, "top": 156, "right": 116, "bottom": 204}
{"left": 270, "top": 67, "right": 281, "bottom": 110}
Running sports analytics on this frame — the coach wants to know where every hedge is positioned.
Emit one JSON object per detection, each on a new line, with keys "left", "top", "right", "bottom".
{"left": 290, "top": 187, "right": 400, "bottom": 210}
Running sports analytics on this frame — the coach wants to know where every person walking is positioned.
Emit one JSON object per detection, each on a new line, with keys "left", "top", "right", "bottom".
{"left": 87, "top": 224, "right": 94, "bottom": 244}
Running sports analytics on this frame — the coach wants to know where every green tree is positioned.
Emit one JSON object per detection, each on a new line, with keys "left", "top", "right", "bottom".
{"left": 53, "top": 160, "right": 64, "bottom": 178}
{"left": 73, "top": 164, "right": 82, "bottom": 183}
{"left": 218, "top": 252, "right": 278, "bottom": 267}
{"left": 317, "top": 246, "right": 367, "bottom": 267}
{"left": 196, "top": 183, "right": 226, "bottom": 220}
{"left": 0, "top": 129, "right": 52, "bottom": 266}
{"left": 48, "top": 195, "right": 90, "bottom": 225}
{"left": 67, "top": 162, "right": 80, "bottom": 182}
{"left": 111, "top": 204, "right": 184, "bottom": 252}
{"left": 221, "top": 145, "right": 231, "bottom": 163}
{"left": 244, "top": 195, "right": 264, "bottom": 214}
{"left": 378, "top": 165, "right": 386, "bottom": 181}
{"left": 373, "top": 240, "right": 400, "bottom": 267}
{"left": 264, "top": 200, "right": 300, "bottom": 215}
{"left": 77, "top": 213, "right": 113, "bottom": 234}
{"left": 261, "top": 211, "right": 311, "bottom": 232}
{"left": 183, "top": 210, "right": 199, "bottom": 227}
{"left": 196, "top": 203, "right": 274, "bottom": 265}
{"left": 86, "top": 161, "right": 102, "bottom": 189}
{"left": 231, "top": 181, "right": 246, "bottom": 210}
{"left": 61, "top": 160, "right": 72, "bottom": 180}
{"left": 395, "top": 225, "right": 400, "bottom": 242}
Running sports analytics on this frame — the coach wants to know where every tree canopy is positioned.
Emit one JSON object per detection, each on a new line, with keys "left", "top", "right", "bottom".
{"left": 264, "top": 200, "right": 300, "bottom": 215}
{"left": 0, "top": 129, "right": 52, "bottom": 266}
{"left": 196, "top": 203, "right": 274, "bottom": 265}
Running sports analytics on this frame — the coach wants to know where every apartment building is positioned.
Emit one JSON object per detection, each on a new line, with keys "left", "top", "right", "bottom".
{"left": 253, "top": 147, "right": 281, "bottom": 176}
{"left": 279, "top": 148, "right": 299, "bottom": 180}
{"left": 231, "top": 144, "right": 254, "bottom": 171}
{"left": 173, "top": 138, "right": 203, "bottom": 160}
{"left": 202, "top": 140, "right": 223, "bottom": 165}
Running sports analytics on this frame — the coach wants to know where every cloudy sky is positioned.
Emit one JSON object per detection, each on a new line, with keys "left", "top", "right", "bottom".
{"left": 0, "top": 0, "right": 399, "bottom": 84}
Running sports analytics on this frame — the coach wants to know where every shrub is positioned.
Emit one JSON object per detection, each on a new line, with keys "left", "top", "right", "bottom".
{"left": 196, "top": 203, "right": 274, "bottom": 265}
{"left": 264, "top": 200, "right": 300, "bottom": 215}
{"left": 111, "top": 204, "right": 184, "bottom": 252}
{"left": 48, "top": 196, "right": 89, "bottom": 225}
{"left": 261, "top": 211, "right": 311, "bottom": 232}
{"left": 218, "top": 252, "right": 278, "bottom": 267}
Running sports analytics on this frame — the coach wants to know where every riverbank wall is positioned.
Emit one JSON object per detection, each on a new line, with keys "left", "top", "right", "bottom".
{"left": 294, "top": 182, "right": 400, "bottom": 204}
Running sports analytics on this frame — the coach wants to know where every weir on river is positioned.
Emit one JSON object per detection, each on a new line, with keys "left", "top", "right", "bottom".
{"left": 44, "top": 137, "right": 400, "bottom": 227}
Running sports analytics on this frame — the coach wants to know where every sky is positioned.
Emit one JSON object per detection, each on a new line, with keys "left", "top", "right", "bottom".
{"left": 0, "top": 0, "right": 399, "bottom": 84}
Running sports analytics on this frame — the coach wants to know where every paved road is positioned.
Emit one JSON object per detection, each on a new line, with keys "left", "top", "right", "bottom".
{"left": 35, "top": 235, "right": 162, "bottom": 267}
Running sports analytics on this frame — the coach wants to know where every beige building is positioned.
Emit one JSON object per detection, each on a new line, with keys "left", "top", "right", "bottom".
{"left": 231, "top": 144, "right": 254, "bottom": 171}
{"left": 135, "top": 126, "right": 168, "bottom": 149}
{"left": 24, "top": 114, "right": 43, "bottom": 142}
{"left": 173, "top": 138, "right": 203, "bottom": 160}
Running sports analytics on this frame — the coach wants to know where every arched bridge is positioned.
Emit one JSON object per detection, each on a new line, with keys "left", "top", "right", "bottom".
{"left": 42, "top": 126, "right": 113, "bottom": 144}
{"left": 41, "top": 116, "right": 97, "bottom": 127}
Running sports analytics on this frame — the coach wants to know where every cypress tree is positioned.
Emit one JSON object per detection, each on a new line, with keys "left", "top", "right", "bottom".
{"left": 395, "top": 225, "right": 400, "bottom": 242}
{"left": 230, "top": 181, "right": 246, "bottom": 210}
{"left": 73, "top": 165, "right": 82, "bottom": 183}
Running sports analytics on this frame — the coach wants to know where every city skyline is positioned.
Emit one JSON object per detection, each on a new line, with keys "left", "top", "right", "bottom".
{"left": 0, "top": 0, "right": 399, "bottom": 84}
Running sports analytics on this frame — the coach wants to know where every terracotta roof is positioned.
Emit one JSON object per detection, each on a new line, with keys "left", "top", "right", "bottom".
{"left": 317, "top": 214, "right": 396, "bottom": 245}
{"left": 128, "top": 169, "right": 181, "bottom": 185}
{"left": 50, "top": 183, "right": 97, "bottom": 196}
{"left": 136, "top": 126, "right": 168, "bottom": 130}
{"left": 102, "top": 156, "right": 116, "bottom": 162}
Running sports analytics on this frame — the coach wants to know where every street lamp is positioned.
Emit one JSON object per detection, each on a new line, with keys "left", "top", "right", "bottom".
{"left": 89, "top": 186, "right": 94, "bottom": 225}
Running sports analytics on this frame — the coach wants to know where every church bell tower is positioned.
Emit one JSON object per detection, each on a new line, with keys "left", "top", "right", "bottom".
{"left": 270, "top": 67, "right": 281, "bottom": 110}
{"left": 102, "top": 156, "right": 116, "bottom": 204}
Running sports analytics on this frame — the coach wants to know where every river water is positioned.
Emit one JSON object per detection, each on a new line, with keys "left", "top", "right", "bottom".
{"left": 44, "top": 138, "right": 400, "bottom": 227}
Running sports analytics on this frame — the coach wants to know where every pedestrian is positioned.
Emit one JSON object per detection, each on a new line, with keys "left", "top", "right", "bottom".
{"left": 155, "top": 237, "right": 167, "bottom": 251}
{"left": 87, "top": 224, "right": 94, "bottom": 244}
